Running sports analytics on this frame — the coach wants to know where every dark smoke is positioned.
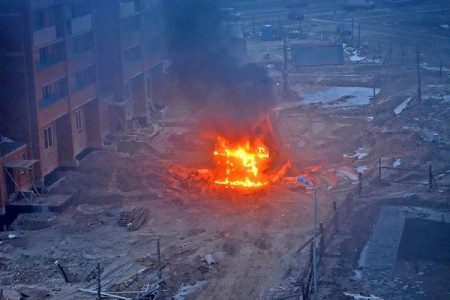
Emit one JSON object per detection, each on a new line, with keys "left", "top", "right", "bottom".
{"left": 162, "top": 0, "right": 276, "bottom": 141}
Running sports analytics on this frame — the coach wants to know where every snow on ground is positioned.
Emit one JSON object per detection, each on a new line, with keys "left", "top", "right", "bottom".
{"left": 343, "top": 292, "right": 384, "bottom": 300}
{"left": 356, "top": 165, "right": 368, "bottom": 173}
{"left": 420, "top": 62, "right": 450, "bottom": 72}
{"left": 299, "top": 87, "right": 380, "bottom": 108}
{"left": 393, "top": 159, "right": 401, "bottom": 167}
{"left": 394, "top": 97, "right": 411, "bottom": 116}
{"left": 338, "top": 169, "right": 358, "bottom": 181}
{"left": 350, "top": 51, "right": 366, "bottom": 62}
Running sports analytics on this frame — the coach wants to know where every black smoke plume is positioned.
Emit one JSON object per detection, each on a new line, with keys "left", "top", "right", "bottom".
{"left": 162, "top": 0, "right": 276, "bottom": 141}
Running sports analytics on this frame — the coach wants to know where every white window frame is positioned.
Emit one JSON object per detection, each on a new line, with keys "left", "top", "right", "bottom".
{"left": 44, "top": 126, "right": 53, "bottom": 149}
{"left": 75, "top": 109, "right": 82, "bottom": 132}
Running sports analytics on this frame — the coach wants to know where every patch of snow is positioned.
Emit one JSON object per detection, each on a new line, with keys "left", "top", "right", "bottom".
{"left": 338, "top": 169, "right": 358, "bottom": 181}
{"left": 440, "top": 24, "right": 449, "bottom": 30}
{"left": 420, "top": 62, "right": 450, "bottom": 72}
{"left": 355, "top": 150, "right": 368, "bottom": 159}
{"left": 343, "top": 292, "right": 384, "bottom": 299}
{"left": 356, "top": 165, "right": 368, "bottom": 173}
{"left": 299, "top": 87, "right": 380, "bottom": 108}
{"left": 393, "top": 159, "right": 401, "bottom": 167}
{"left": 350, "top": 52, "right": 365, "bottom": 62}
{"left": 443, "top": 95, "right": 450, "bottom": 102}
{"left": 172, "top": 282, "right": 205, "bottom": 300}
{"left": 367, "top": 116, "right": 374, "bottom": 121}
{"left": 359, "top": 242, "right": 369, "bottom": 268}
{"left": 394, "top": 97, "right": 411, "bottom": 116}
{"left": 350, "top": 269, "right": 362, "bottom": 281}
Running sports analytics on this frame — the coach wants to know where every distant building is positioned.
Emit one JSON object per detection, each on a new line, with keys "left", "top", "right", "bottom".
{"left": 292, "top": 42, "right": 344, "bottom": 67}
{"left": 0, "top": 0, "right": 164, "bottom": 216}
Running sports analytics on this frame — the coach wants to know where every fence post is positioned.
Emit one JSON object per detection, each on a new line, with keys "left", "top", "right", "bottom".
{"left": 333, "top": 201, "right": 339, "bottom": 233}
{"left": 97, "top": 263, "right": 101, "bottom": 300}
{"left": 429, "top": 165, "right": 433, "bottom": 191}
{"left": 319, "top": 222, "right": 324, "bottom": 256}
{"left": 358, "top": 172, "right": 362, "bottom": 195}
{"left": 378, "top": 158, "right": 382, "bottom": 180}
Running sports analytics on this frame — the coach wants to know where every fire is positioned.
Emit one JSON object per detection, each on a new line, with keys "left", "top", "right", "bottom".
{"left": 213, "top": 136, "right": 270, "bottom": 188}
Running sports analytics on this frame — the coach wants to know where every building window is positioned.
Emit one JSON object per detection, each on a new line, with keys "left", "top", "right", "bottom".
{"left": 44, "top": 126, "right": 53, "bottom": 149}
{"left": 124, "top": 45, "right": 142, "bottom": 63}
{"left": 122, "top": 15, "right": 140, "bottom": 34}
{"left": 33, "top": 7, "right": 56, "bottom": 31}
{"left": 75, "top": 110, "right": 83, "bottom": 132}
{"left": 38, "top": 42, "right": 63, "bottom": 68}
{"left": 73, "top": 65, "right": 96, "bottom": 91}
{"left": 72, "top": 32, "right": 93, "bottom": 54}
{"left": 40, "top": 77, "right": 68, "bottom": 108}
{"left": 70, "top": 0, "right": 91, "bottom": 18}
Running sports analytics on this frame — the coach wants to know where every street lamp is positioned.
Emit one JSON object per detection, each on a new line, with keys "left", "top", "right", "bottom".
{"left": 297, "top": 176, "right": 318, "bottom": 300}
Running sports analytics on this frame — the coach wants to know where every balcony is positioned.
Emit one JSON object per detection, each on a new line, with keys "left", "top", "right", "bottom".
{"left": 70, "top": 83, "right": 97, "bottom": 109}
{"left": 121, "top": 2, "right": 137, "bottom": 18}
{"left": 68, "top": 50, "right": 95, "bottom": 70}
{"left": 31, "top": 0, "right": 56, "bottom": 9}
{"left": 33, "top": 26, "right": 57, "bottom": 47}
{"left": 38, "top": 96, "right": 69, "bottom": 124}
{"left": 69, "top": 14, "right": 92, "bottom": 36}
{"left": 123, "top": 60, "right": 143, "bottom": 81}
{"left": 38, "top": 93, "right": 68, "bottom": 109}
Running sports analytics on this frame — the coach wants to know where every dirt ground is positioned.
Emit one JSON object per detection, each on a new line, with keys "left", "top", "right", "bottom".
{"left": 1, "top": 1, "right": 450, "bottom": 299}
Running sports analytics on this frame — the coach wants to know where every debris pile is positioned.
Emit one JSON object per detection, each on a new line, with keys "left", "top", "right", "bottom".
{"left": 118, "top": 206, "right": 150, "bottom": 231}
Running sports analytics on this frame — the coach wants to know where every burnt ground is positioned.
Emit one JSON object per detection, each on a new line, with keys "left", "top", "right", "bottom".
{"left": 1, "top": 1, "right": 450, "bottom": 299}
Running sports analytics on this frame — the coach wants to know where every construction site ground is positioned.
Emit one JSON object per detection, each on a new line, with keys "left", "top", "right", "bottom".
{"left": 1, "top": 1, "right": 450, "bottom": 299}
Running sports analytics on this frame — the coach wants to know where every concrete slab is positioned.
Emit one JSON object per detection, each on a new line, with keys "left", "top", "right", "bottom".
{"left": 7, "top": 194, "right": 75, "bottom": 214}
{"left": 363, "top": 206, "right": 406, "bottom": 281}
{"left": 362, "top": 206, "right": 450, "bottom": 283}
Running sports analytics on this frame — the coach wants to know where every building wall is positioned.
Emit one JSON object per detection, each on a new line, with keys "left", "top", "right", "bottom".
{"left": 1, "top": 0, "right": 164, "bottom": 188}
{"left": 292, "top": 43, "right": 344, "bottom": 66}
{"left": 0, "top": 144, "right": 30, "bottom": 209}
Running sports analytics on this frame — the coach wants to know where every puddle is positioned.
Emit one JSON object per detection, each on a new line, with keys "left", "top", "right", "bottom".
{"left": 299, "top": 87, "right": 380, "bottom": 108}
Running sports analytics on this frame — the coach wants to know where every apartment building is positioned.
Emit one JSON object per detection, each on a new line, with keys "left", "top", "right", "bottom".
{"left": 0, "top": 0, "right": 164, "bottom": 215}
{"left": 95, "top": 0, "right": 164, "bottom": 133}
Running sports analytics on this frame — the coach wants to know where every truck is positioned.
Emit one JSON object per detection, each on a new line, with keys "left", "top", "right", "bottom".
{"left": 343, "top": 0, "right": 375, "bottom": 11}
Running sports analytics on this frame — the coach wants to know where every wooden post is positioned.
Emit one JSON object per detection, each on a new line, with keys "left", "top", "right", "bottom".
{"left": 157, "top": 237, "right": 162, "bottom": 280}
{"left": 333, "top": 201, "right": 339, "bottom": 233}
{"left": 417, "top": 49, "right": 422, "bottom": 104}
{"left": 378, "top": 158, "right": 382, "bottom": 180}
{"left": 429, "top": 165, "right": 433, "bottom": 191}
{"left": 358, "top": 172, "right": 362, "bottom": 195}
{"left": 319, "top": 223, "right": 324, "bottom": 256}
{"left": 97, "top": 263, "right": 101, "bottom": 300}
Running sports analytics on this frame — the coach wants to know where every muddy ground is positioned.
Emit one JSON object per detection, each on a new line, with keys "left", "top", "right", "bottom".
{"left": 1, "top": 1, "right": 450, "bottom": 299}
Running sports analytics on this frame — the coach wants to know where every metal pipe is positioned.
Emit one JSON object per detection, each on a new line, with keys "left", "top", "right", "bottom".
{"left": 313, "top": 187, "right": 317, "bottom": 300}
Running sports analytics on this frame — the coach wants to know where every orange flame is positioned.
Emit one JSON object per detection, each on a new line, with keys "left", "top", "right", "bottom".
{"left": 213, "top": 136, "right": 270, "bottom": 188}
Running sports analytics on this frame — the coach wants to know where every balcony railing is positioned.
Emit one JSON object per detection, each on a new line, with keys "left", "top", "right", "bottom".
{"left": 38, "top": 93, "right": 67, "bottom": 109}
{"left": 69, "top": 14, "right": 92, "bottom": 35}
{"left": 33, "top": 26, "right": 57, "bottom": 47}
{"left": 121, "top": 2, "right": 136, "bottom": 18}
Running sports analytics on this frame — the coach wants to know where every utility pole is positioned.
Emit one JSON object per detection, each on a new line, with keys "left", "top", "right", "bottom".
{"left": 283, "top": 34, "right": 288, "bottom": 98}
{"left": 357, "top": 23, "right": 360, "bottom": 49}
{"left": 417, "top": 49, "right": 422, "bottom": 104}
{"left": 252, "top": 13, "right": 256, "bottom": 39}
{"left": 351, "top": 17, "right": 354, "bottom": 47}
